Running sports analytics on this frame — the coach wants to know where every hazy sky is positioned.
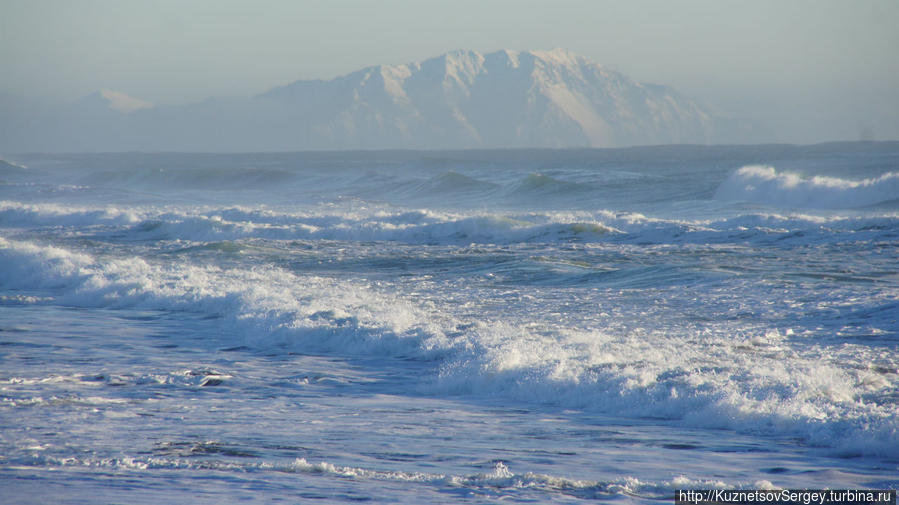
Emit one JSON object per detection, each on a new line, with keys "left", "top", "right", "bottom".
{"left": 2, "top": 0, "right": 897, "bottom": 143}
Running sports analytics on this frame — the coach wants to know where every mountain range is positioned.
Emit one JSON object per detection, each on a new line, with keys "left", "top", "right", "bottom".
{"left": 0, "top": 49, "right": 768, "bottom": 152}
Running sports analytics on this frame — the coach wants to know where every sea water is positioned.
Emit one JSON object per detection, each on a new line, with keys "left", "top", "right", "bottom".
{"left": 1, "top": 143, "right": 897, "bottom": 503}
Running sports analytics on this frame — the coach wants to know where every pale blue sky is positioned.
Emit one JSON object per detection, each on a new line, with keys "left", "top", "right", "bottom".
{"left": 2, "top": 0, "right": 897, "bottom": 142}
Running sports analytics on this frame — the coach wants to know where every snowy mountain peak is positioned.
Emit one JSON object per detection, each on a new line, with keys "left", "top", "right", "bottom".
{"left": 491, "top": 49, "right": 521, "bottom": 68}
{"left": 256, "top": 48, "right": 713, "bottom": 149}
{"left": 1, "top": 49, "right": 767, "bottom": 152}
{"left": 94, "top": 89, "right": 153, "bottom": 113}
{"left": 528, "top": 48, "right": 584, "bottom": 67}
{"left": 245, "top": 49, "right": 724, "bottom": 149}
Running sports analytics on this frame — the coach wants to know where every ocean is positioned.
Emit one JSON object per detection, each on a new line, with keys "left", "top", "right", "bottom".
{"left": 1, "top": 143, "right": 897, "bottom": 503}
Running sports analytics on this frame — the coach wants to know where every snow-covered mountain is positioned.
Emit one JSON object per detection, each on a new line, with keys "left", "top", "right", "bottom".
{"left": 78, "top": 89, "right": 154, "bottom": 114}
{"left": 260, "top": 49, "right": 715, "bottom": 149}
{"left": 1, "top": 49, "right": 768, "bottom": 152}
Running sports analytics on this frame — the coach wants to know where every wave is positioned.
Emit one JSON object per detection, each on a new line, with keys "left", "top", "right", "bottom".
{"left": 507, "top": 173, "right": 590, "bottom": 198}
{"left": 7, "top": 454, "right": 771, "bottom": 501}
{"left": 2, "top": 237, "right": 897, "bottom": 458}
{"left": 349, "top": 171, "right": 597, "bottom": 207}
{"left": 415, "top": 171, "right": 499, "bottom": 195}
{"left": 0, "top": 159, "right": 29, "bottom": 183}
{"left": 0, "top": 201, "right": 140, "bottom": 228}
{"left": 715, "top": 165, "right": 899, "bottom": 209}
{"left": 0, "top": 236, "right": 443, "bottom": 356}
{"left": 78, "top": 166, "right": 298, "bottom": 190}
{"left": 4, "top": 200, "right": 899, "bottom": 248}
{"left": 0, "top": 201, "right": 620, "bottom": 244}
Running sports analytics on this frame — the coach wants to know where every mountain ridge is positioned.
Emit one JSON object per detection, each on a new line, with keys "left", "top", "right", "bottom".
{"left": 256, "top": 48, "right": 717, "bottom": 149}
{"left": 1, "top": 49, "right": 770, "bottom": 152}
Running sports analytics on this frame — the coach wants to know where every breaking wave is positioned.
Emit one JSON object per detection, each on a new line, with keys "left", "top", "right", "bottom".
{"left": 6, "top": 454, "right": 773, "bottom": 501}
{"left": 715, "top": 165, "right": 899, "bottom": 208}
{"left": 4, "top": 200, "right": 898, "bottom": 247}
{"left": 2, "top": 237, "right": 897, "bottom": 458}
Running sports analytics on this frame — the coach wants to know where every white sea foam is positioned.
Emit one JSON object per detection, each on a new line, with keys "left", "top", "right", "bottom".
{"left": 2, "top": 237, "right": 896, "bottom": 457}
{"left": 10, "top": 454, "right": 769, "bottom": 500}
{"left": 5, "top": 148, "right": 899, "bottom": 501}
{"left": 5, "top": 200, "right": 898, "bottom": 249}
{"left": 0, "top": 236, "right": 446, "bottom": 356}
{"left": 0, "top": 201, "right": 140, "bottom": 227}
{"left": 715, "top": 165, "right": 899, "bottom": 208}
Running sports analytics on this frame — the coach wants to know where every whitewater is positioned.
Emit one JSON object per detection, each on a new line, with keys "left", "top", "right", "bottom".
{"left": 1, "top": 143, "right": 897, "bottom": 503}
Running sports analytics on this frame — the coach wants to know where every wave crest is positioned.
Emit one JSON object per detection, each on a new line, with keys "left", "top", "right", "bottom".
{"left": 715, "top": 165, "right": 899, "bottom": 208}
{"left": 2, "top": 237, "right": 897, "bottom": 457}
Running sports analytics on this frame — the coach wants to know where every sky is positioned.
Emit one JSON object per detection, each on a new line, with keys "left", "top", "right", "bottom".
{"left": 1, "top": 0, "right": 897, "bottom": 144}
